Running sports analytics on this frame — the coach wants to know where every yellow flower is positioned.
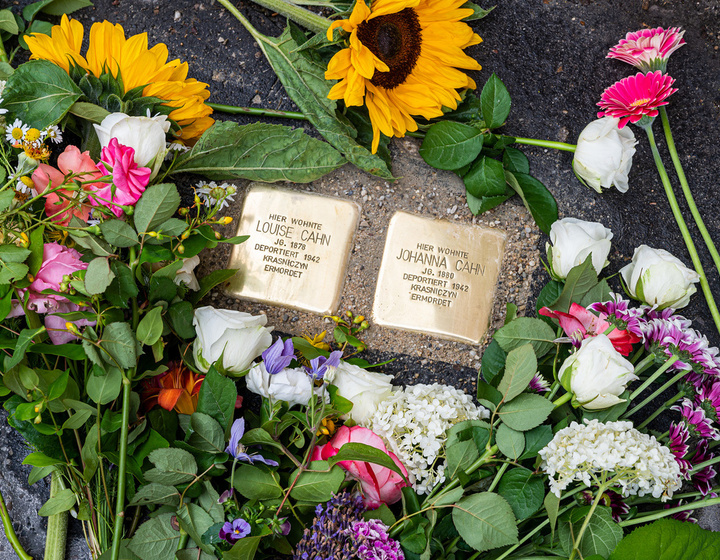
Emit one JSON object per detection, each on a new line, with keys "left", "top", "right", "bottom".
{"left": 26, "top": 15, "right": 214, "bottom": 143}
{"left": 325, "top": 0, "right": 482, "bottom": 152}
{"left": 302, "top": 330, "right": 331, "bottom": 352}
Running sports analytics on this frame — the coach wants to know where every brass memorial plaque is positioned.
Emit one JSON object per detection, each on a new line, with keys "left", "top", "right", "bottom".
{"left": 226, "top": 185, "right": 360, "bottom": 314}
{"left": 373, "top": 212, "right": 506, "bottom": 344}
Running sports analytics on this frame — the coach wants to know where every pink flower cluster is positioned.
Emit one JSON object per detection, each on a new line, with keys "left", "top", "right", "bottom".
{"left": 608, "top": 27, "right": 686, "bottom": 72}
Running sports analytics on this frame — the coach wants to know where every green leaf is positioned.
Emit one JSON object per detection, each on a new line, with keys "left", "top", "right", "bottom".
{"left": 241, "top": 428, "right": 284, "bottom": 450}
{"left": 129, "top": 484, "right": 180, "bottom": 507}
{"left": 100, "top": 219, "right": 138, "bottom": 247}
{"left": 610, "top": 518, "right": 720, "bottom": 560}
{"left": 69, "top": 229, "right": 113, "bottom": 257}
{"left": 560, "top": 506, "right": 622, "bottom": 559}
{"left": 2, "top": 60, "right": 83, "bottom": 128}
{"left": 101, "top": 322, "right": 137, "bottom": 369}
{"left": 232, "top": 464, "right": 282, "bottom": 500}
{"left": 497, "top": 344, "right": 537, "bottom": 403}
{"left": 197, "top": 366, "right": 236, "bottom": 431}
{"left": 28, "top": 465, "right": 55, "bottom": 486}
{"left": 327, "top": 442, "right": 408, "bottom": 483}
{"left": 480, "top": 74, "right": 512, "bottom": 129}
{"left": 497, "top": 467, "right": 544, "bottom": 520}
{"left": 177, "top": 503, "right": 215, "bottom": 554}
{"left": 545, "top": 492, "right": 561, "bottom": 539}
{"left": 105, "top": 260, "right": 138, "bottom": 308}
{"left": 62, "top": 409, "right": 92, "bottom": 430}
{"left": 419, "top": 121, "right": 484, "bottom": 170}
{"left": 225, "top": 536, "right": 262, "bottom": 560}
{"left": 187, "top": 268, "right": 237, "bottom": 306}
{"left": 6, "top": 326, "right": 44, "bottom": 369}
{"left": 156, "top": 218, "right": 187, "bottom": 237}
{"left": 520, "top": 425, "right": 554, "bottom": 460}
{"left": 38, "top": 488, "right": 76, "bottom": 516}
{"left": 494, "top": 317, "right": 556, "bottom": 357}
{"left": 445, "top": 438, "right": 479, "bottom": 479}
{"left": 495, "top": 423, "right": 525, "bottom": 459}
{"left": 466, "top": 190, "right": 512, "bottom": 216}
{"left": 68, "top": 101, "right": 110, "bottom": 124}
{"left": 0, "top": 261, "right": 28, "bottom": 283}
{"left": 452, "top": 492, "right": 518, "bottom": 552}
{"left": 168, "top": 301, "right": 196, "bottom": 340}
{"left": 498, "top": 393, "right": 554, "bottom": 431}
{"left": 22, "top": 452, "right": 63, "bottom": 467}
{"left": 187, "top": 412, "right": 226, "bottom": 453}
{"left": 580, "top": 279, "right": 612, "bottom": 309}
{"left": 39, "top": 0, "right": 94, "bottom": 16}
{"left": 480, "top": 339, "right": 506, "bottom": 386}
{"left": 0, "top": 245, "right": 31, "bottom": 263}
{"left": 0, "top": 10, "right": 19, "bottom": 34}
{"left": 551, "top": 256, "right": 599, "bottom": 313}
{"left": 254, "top": 27, "right": 392, "bottom": 179}
{"left": 460, "top": 2, "right": 494, "bottom": 20}
{"left": 536, "top": 280, "right": 563, "bottom": 318}
{"left": 503, "top": 147, "right": 530, "bottom": 174}
{"left": 289, "top": 460, "right": 344, "bottom": 502}
{"left": 127, "top": 513, "right": 181, "bottom": 560}
{"left": 136, "top": 306, "right": 163, "bottom": 346}
{"left": 84, "top": 257, "right": 115, "bottom": 295}
{"left": 86, "top": 366, "right": 122, "bottom": 405}
{"left": 172, "top": 121, "right": 345, "bottom": 183}
{"left": 505, "top": 171, "right": 558, "bottom": 235}
{"left": 465, "top": 156, "right": 508, "bottom": 197}
{"left": 133, "top": 183, "right": 181, "bottom": 235}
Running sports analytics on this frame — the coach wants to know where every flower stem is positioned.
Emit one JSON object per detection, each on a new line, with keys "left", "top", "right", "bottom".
{"left": 690, "top": 454, "right": 720, "bottom": 474}
{"left": 207, "top": 103, "right": 307, "bottom": 120}
{"left": 569, "top": 483, "right": 608, "bottom": 560}
{"left": 487, "top": 462, "right": 508, "bottom": 493}
{"left": 0, "top": 36, "right": 8, "bottom": 64}
{"left": 628, "top": 354, "right": 679, "bottom": 401}
{"left": 509, "top": 136, "right": 577, "bottom": 153}
{"left": 636, "top": 390, "right": 685, "bottom": 430}
{"left": 552, "top": 392, "right": 572, "bottom": 407}
{"left": 619, "top": 496, "right": 720, "bottom": 527}
{"left": 659, "top": 106, "right": 720, "bottom": 286}
{"left": 0, "top": 484, "right": 33, "bottom": 560}
{"left": 109, "top": 375, "right": 132, "bottom": 560}
{"left": 44, "top": 472, "right": 67, "bottom": 560}
{"left": 218, "top": 0, "right": 330, "bottom": 36}
{"left": 623, "top": 368, "right": 687, "bottom": 419}
{"left": 643, "top": 124, "right": 720, "bottom": 336}
{"left": 495, "top": 503, "right": 575, "bottom": 560}
{"left": 632, "top": 353, "right": 658, "bottom": 377}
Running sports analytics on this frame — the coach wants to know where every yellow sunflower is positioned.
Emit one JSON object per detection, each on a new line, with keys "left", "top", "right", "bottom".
{"left": 25, "top": 15, "right": 214, "bottom": 143}
{"left": 326, "top": 0, "right": 482, "bottom": 153}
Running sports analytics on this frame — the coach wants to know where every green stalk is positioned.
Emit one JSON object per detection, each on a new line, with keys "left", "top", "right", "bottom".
{"left": 659, "top": 107, "right": 720, "bottom": 282}
{"left": 628, "top": 354, "right": 678, "bottom": 401}
{"left": 643, "top": 124, "right": 720, "bottom": 335}
{"left": 632, "top": 354, "right": 659, "bottom": 377}
{"left": 0, "top": 485, "right": 33, "bottom": 560}
{"left": 44, "top": 472, "right": 67, "bottom": 560}
{"left": 486, "top": 462, "right": 508, "bottom": 493}
{"left": 690, "top": 454, "right": 720, "bottom": 474}
{"left": 636, "top": 390, "right": 684, "bottom": 430}
{"left": 510, "top": 136, "right": 577, "bottom": 152}
{"left": 619, "top": 496, "right": 720, "bottom": 527}
{"left": 624, "top": 368, "right": 687, "bottom": 419}
{"left": 569, "top": 481, "right": 608, "bottom": 560}
{"left": 218, "top": 0, "right": 330, "bottom": 36}
{"left": 208, "top": 103, "right": 307, "bottom": 120}
{"left": 0, "top": 36, "right": 8, "bottom": 64}
{"left": 494, "top": 503, "right": 575, "bottom": 560}
{"left": 109, "top": 375, "right": 132, "bottom": 560}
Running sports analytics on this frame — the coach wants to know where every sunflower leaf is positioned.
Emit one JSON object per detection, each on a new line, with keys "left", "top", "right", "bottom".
{"left": 480, "top": 73, "right": 511, "bottom": 130}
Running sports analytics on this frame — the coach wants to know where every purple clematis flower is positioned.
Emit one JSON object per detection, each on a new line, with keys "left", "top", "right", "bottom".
{"left": 225, "top": 418, "right": 278, "bottom": 466}
{"left": 261, "top": 338, "right": 296, "bottom": 375}
{"left": 305, "top": 350, "right": 343, "bottom": 380}
{"left": 219, "top": 518, "right": 251, "bottom": 543}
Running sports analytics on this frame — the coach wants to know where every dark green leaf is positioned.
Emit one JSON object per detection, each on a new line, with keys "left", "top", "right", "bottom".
{"left": 480, "top": 74, "right": 511, "bottom": 129}
{"left": 100, "top": 219, "right": 138, "bottom": 247}
{"left": 289, "top": 461, "right": 344, "bottom": 501}
{"left": 134, "top": 183, "right": 181, "bottom": 235}
{"left": 536, "top": 280, "right": 563, "bottom": 318}
{"left": 452, "top": 492, "right": 518, "bottom": 552}
{"left": 22, "top": 452, "right": 63, "bottom": 467}
{"left": 136, "top": 306, "right": 163, "bottom": 346}
{"left": 6, "top": 326, "right": 44, "bottom": 369}
{"left": 129, "top": 483, "right": 180, "bottom": 507}
{"left": 480, "top": 339, "right": 506, "bottom": 385}
{"left": 197, "top": 366, "right": 236, "bottom": 431}
{"left": 494, "top": 317, "right": 556, "bottom": 357}
{"left": 187, "top": 412, "right": 225, "bottom": 453}
{"left": 40, "top": 0, "right": 94, "bottom": 16}
{"left": 505, "top": 171, "right": 558, "bottom": 235}
{"left": 580, "top": 279, "right": 612, "bottom": 308}
{"left": 101, "top": 322, "right": 137, "bottom": 368}
{"left": 188, "top": 268, "right": 237, "bottom": 305}
{"left": 0, "top": 9, "right": 19, "bottom": 34}
{"left": 176, "top": 503, "right": 215, "bottom": 554}
{"left": 498, "top": 467, "right": 544, "bottom": 520}
{"left": 38, "top": 488, "right": 76, "bottom": 516}
{"left": 460, "top": 2, "right": 494, "bottom": 20}
{"left": 560, "top": 506, "right": 622, "bottom": 559}
{"left": 465, "top": 156, "right": 507, "bottom": 197}
{"left": 519, "top": 425, "right": 554, "bottom": 460}
{"left": 232, "top": 464, "right": 282, "bottom": 500}
{"left": 503, "top": 147, "right": 530, "bottom": 174}
{"left": 498, "top": 393, "right": 554, "bottom": 431}
{"left": 497, "top": 344, "right": 537, "bottom": 403}
{"left": 168, "top": 301, "right": 195, "bottom": 339}
{"left": 86, "top": 366, "right": 122, "bottom": 405}
{"left": 551, "top": 256, "right": 598, "bottom": 313}
{"left": 496, "top": 423, "right": 525, "bottom": 459}
{"left": 610, "top": 518, "right": 720, "bottom": 560}
{"left": 225, "top": 536, "right": 262, "bottom": 560}
{"left": 328, "top": 442, "right": 408, "bottom": 483}
{"left": 127, "top": 513, "right": 181, "bottom": 560}
{"left": 105, "top": 260, "right": 138, "bottom": 308}
{"left": 419, "top": 121, "right": 484, "bottom": 170}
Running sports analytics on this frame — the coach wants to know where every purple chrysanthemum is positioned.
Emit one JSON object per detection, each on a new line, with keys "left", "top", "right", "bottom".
{"left": 588, "top": 294, "right": 644, "bottom": 338}
{"left": 697, "top": 381, "right": 720, "bottom": 423}
{"left": 581, "top": 488, "right": 629, "bottom": 522}
{"left": 690, "top": 440, "right": 717, "bottom": 497}
{"left": 351, "top": 519, "right": 404, "bottom": 560}
{"left": 665, "top": 500, "right": 698, "bottom": 524}
{"left": 668, "top": 421, "right": 691, "bottom": 474}
{"left": 672, "top": 399, "right": 720, "bottom": 441}
{"left": 529, "top": 373, "right": 551, "bottom": 394}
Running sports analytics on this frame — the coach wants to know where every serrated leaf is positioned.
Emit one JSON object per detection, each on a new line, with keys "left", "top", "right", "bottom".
{"left": 560, "top": 506, "right": 622, "bottom": 559}
{"left": 419, "top": 121, "right": 484, "bottom": 170}
{"left": 187, "top": 412, "right": 225, "bottom": 453}
{"left": 497, "top": 344, "right": 537, "bottom": 403}
{"left": 129, "top": 483, "right": 180, "bottom": 507}
{"left": 289, "top": 461, "right": 344, "bottom": 502}
{"left": 148, "top": 448, "right": 197, "bottom": 483}
{"left": 480, "top": 74, "right": 511, "bottom": 129}
{"left": 610, "top": 518, "right": 720, "bottom": 560}
{"left": 505, "top": 171, "right": 558, "bottom": 235}
{"left": 495, "top": 423, "right": 525, "bottom": 459}
{"left": 498, "top": 393, "right": 554, "bottom": 431}
{"left": 466, "top": 190, "right": 512, "bottom": 216}
{"left": 177, "top": 503, "right": 215, "bottom": 554}
{"left": 101, "top": 322, "right": 137, "bottom": 369}
{"left": 551, "top": 255, "right": 599, "bottom": 313}
{"left": 136, "top": 306, "right": 163, "bottom": 346}
{"left": 196, "top": 366, "right": 236, "bottom": 431}
{"left": 84, "top": 257, "right": 115, "bottom": 295}
{"left": 452, "top": 492, "right": 518, "bottom": 552}
{"left": 133, "top": 183, "right": 180, "bottom": 235}
{"left": 40, "top": 0, "right": 94, "bottom": 16}
{"left": 127, "top": 513, "right": 181, "bottom": 560}
{"left": 497, "top": 467, "right": 544, "bottom": 520}
{"left": 494, "top": 317, "right": 556, "bottom": 357}
{"left": 465, "top": 156, "right": 507, "bottom": 197}
{"left": 68, "top": 100, "right": 110, "bottom": 123}
{"left": 503, "top": 147, "right": 530, "bottom": 174}
{"left": 100, "top": 219, "right": 138, "bottom": 247}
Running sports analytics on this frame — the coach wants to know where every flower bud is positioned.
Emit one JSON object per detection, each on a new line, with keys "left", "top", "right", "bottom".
{"left": 220, "top": 216, "right": 233, "bottom": 225}
{"left": 181, "top": 231, "right": 191, "bottom": 240}
{"left": 547, "top": 218, "right": 613, "bottom": 280}
{"left": 353, "top": 315, "right": 365, "bottom": 324}
{"left": 177, "top": 244, "right": 185, "bottom": 254}
{"left": 178, "top": 207, "right": 189, "bottom": 216}
{"left": 65, "top": 322, "right": 82, "bottom": 335}
{"left": 214, "top": 231, "right": 222, "bottom": 240}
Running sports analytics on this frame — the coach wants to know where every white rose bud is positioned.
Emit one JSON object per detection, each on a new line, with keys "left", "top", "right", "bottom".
{"left": 174, "top": 256, "right": 200, "bottom": 291}
{"left": 620, "top": 245, "right": 700, "bottom": 309}
{"left": 573, "top": 117, "right": 637, "bottom": 193}
{"left": 559, "top": 335, "right": 637, "bottom": 410}
{"left": 94, "top": 112, "right": 171, "bottom": 178}
{"left": 326, "top": 361, "right": 393, "bottom": 424}
{"left": 246, "top": 363, "right": 314, "bottom": 408}
{"left": 547, "top": 217, "right": 613, "bottom": 279}
{"left": 192, "top": 306, "right": 272, "bottom": 374}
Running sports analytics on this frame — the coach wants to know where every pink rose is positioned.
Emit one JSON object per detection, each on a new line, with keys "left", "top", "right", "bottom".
{"left": 312, "top": 425, "right": 408, "bottom": 508}
{"left": 92, "top": 138, "right": 151, "bottom": 217}
{"left": 32, "top": 146, "right": 104, "bottom": 225}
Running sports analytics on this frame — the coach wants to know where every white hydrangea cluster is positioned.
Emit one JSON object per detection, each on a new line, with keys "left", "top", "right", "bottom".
{"left": 539, "top": 419, "right": 682, "bottom": 501}
{"left": 366, "top": 383, "right": 490, "bottom": 495}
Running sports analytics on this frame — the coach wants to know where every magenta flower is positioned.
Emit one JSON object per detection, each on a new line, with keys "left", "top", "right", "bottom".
{"left": 690, "top": 440, "right": 717, "bottom": 497}
{"left": 351, "top": 519, "right": 405, "bottom": 560}
{"left": 529, "top": 373, "right": 550, "bottom": 393}
{"left": 92, "top": 138, "right": 151, "bottom": 217}
{"left": 668, "top": 421, "right": 691, "bottom": 473}
{"left": 608, "top": 27, "right": 686, "bottom": 73}
{"left": 672, "top": 399, "right": 720, "bottom": 441}
{"left": 597, "top": 71, "right": 678, "bottom": 128}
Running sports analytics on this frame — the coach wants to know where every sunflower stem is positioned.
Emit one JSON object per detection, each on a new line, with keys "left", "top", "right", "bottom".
{"left": 0, "top": 485, "right": 33, "bottom": 560}
{"left": 207, "top": 102, "right": 307, "bottom": 120}
{"left": 220, "top": 0, "right": 330, "bottom": 36}
{"left": 659, "top": 107, "right": 720, "bottom": 286}
{"left": 643, "top": 124, "right": 720, "bottom": 336}
{"left": 510, "top": 136, "right": 576, "bottom": 152}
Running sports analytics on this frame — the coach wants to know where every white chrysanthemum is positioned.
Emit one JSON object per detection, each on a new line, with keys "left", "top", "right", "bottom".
{"left": 366, "top": 383, "right": 490, "bottom": 495}
{"left": 195, "top": 180, "right": 236, "bottom": 211}
{"left": 539, "top": 419, "right": 682, "bottom": 501}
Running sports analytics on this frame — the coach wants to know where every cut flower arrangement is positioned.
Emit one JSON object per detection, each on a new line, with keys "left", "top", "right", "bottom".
{"left": 1, "top": 4, "right": 720, "bottom": 560}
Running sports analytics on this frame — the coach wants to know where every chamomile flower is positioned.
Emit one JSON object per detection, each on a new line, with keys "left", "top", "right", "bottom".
{"left": 23, "top": 127, "right": 45, "bottom": 147}
{"left": 16, "top": 175, "right": 37, "bottom": 196}
{"left": 195, "top": 180, "right": 236, "bottom": 211}
{"left": 6, "top": 119, "right": 28, "bottom": 144}
{"left": 44, "top": 125, "right": 63, "bottom": 144}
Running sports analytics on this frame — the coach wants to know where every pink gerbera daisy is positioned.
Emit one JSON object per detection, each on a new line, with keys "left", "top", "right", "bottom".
{"left": 597, "top": 71, "right": 677, "bottom": 128}
{"left": 608, "top": 27, "right": 686, "bottom": 73}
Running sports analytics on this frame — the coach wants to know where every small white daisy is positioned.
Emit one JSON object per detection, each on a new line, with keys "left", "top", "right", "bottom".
{"left": 195, "top": 180, "right": 236, "bottom": 211}
{"left": 44, "top": 125, "right": 63, "bottom": 144}
{"left": 6, "top": 118, "right": 28, "bottom": 144}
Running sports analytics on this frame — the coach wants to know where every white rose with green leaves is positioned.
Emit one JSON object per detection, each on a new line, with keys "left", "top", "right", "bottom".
{"left": 547, "top": 217, "right": 613, "bottom": 279}
{"left": 325, "top": 361, "right": 394, "bottom": 424}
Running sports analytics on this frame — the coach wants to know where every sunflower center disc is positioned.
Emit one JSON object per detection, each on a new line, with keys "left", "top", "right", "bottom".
{"left": 357, "top": 8, "right": 422, "bottom": 90}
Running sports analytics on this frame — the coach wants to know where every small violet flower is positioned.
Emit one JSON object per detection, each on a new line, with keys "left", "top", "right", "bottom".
{"left": 225, "top": 418, "right": 278, "bottom": 466}
{"left": 262, "top": 338, "right": 296, "bottom": 375}
{"left": 305, "top": 350, "right": 343, "bottom": 380}
{"left": 219, "top": 518, "right": 251, "bottom": 543}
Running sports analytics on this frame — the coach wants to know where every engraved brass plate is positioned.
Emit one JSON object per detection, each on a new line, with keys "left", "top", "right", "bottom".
{"left": 226, "top": 184, "right": 360, "bottom": 314}
{"left": 373, "top": 212, "right": 506, "bottom": 344}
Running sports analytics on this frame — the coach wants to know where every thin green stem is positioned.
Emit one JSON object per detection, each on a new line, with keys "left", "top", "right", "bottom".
{"left": 690, "top": 455, "right": 720, "bottom": 474}
{"left": 217, "top": 0, "right": 330, "bottom": 35}
{"left": 569, "top": 481, "right": 608, "bottom": 560}
{"left": 487, "top": 462, "right": 508, "bottom": 493}
{"left": 208, "top": 103, "right": 307, "bottom": 120}
{"left": 628, "top": 354, "right": 679, "bottom": 401}
{"left": 644, "top": 124, "right": 720, "bottom": 335}
{"left": 632, "top": 354, "right": 659, "bottom": 378}
{"left": 659, "top": 106, "right": 720, "bottom": 285}
{"left": 44, "top": 472, "right": 67, "bottom": 560}
{"left": 637, "top": 390, "right": 684, "bottom": 430}
{"left": 624, "top": 368, "right": 687, "bottom": 419}
{"left": 619, "top": 496, "right": 720, "bottom": 527}
{"left": 109, "top": 375, "right": 132, "bottom": 560}
{"left": 495, "top": 503, "right": 575, "bottom": 560}
{"left": 0, "top": 486, "right": 33, "bottom": 560}
{"left": 552, "top": 392, "right": 572, "bottom": 407}
{"left": 510, "top": 136, "right": 577, "bottom": 152}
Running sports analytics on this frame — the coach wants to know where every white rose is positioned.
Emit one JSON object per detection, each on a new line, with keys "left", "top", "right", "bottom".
{"left": 326, "top": 361, "right": 393, "bottom": 424}
{"left": 620, "top": 245, "right": 699, "bottom": 309}
{"left": 547, "top": 217, "right": 613, "bottom": 279}
{"left": 246, "top": 363, "right": 314, "bottom": 408}
{"left": 559, "top": 335, "right": 637, "bottom": 410}
{"left": 94, "top": 112, "right": 171, "bottom": 177}
{"left": 572, "top": 117, "right": 637, "bottom": 193}
{"left": 192, "top": 306, "right": 272, "bottom": 374}
{"left": 174, "top": 256, "right": 200, "bottom": 291}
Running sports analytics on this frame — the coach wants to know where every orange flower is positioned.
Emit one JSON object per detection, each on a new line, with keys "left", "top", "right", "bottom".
{"left": 142, "top": 362, "right": 204, "bottom": 415}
